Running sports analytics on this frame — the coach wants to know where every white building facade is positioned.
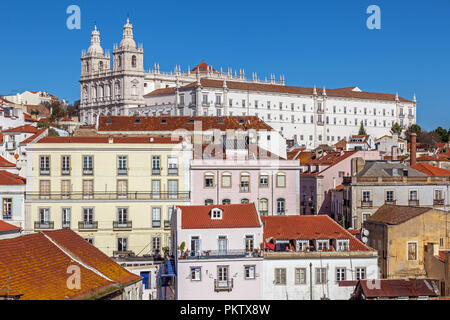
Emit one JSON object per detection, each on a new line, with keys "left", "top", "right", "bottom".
{"left": 80, "top": 21, "right": 417, "bottom": 149}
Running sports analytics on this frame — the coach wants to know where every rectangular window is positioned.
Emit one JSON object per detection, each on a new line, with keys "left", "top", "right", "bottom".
{"left": 61, "top": 180, "right": 71, "bottom": 199}
{"left": 83, "top": 155, "right": 93, "bottom": 175}
{"left": 118, "top": 156, "right": 127, "bottom": 175}
{"left": 336, "top": 239, "right": 350, "bottom": 251}
{"left": 40, "top": 156, "right": 50, "bottom": 175}
{"left": 240, "top": 174, "right": 250, "bottom": 192}
{"left": 152, "top": 156, "right": 161, "bottom": 175}
{"left": 316, "top": 240, "right": 329, "bottom": 251}
{"left": 242, "top": 99, "right": 246, "bottom": 107}
{"left": 61, "top": 156, "right": 70, "bottom": 175}
{"left": 168, "top": 180, "right": 178, "bottom": 199}
{"left": 61, "top": 207, "right": 71, "bottom": 228}
{"left": 409, "top": 190, "right": 418, "bottom": 200}
{"left": 191, "top": 236, "right": 201, "bottom": 256}
{"left": 274, "top": 268, "right": 286, "bottom": 285}
{"left": 407, "top": 242, "right": 417, "bottom": 260}
{"left": 117, "top": 180, "right": 128, "bottom": 198}
{"left": 117, "top": 208, "right": 128, "bottom": 224}
{"left": 168, "top": 156, "right": 178, "bottom": 175}
{"left": 152, "top": 180, "right": 160, "bottom": 199}
{"left": 215, "top": 95, "right": 221, "bottom": 105}
{"left": 191, "top": 267, "right": 201, "bottom": 281}
{"left": 336, "top": 267, "right": 346, "bottom": 282}
{"left": 276, "top": 174, "right": 286, "bottom": 187}
{"left": 295, "top": 268, "right": 306, "bottom": 285}
{"left": 355, "top": 267, "right": 366, "bottom": 280}
{"left": 296, "top": 240, "right": 309, "bottom": 252}
{"left": 204, "top": 174, "right": 214, "bottom": 188}
{"left": 152, "top": 236, "right": 161, "bottom": 252}
{"left": 2, "top": 198, "right": 12, "bottom": 219}
{"left": 221, "top": 173, "right": 231, "bottom": 188}
{"left": 316, "top": 268, "right": 327, "bottom": 284}
{"left": 245, "top": 266, "right": 255, "bottom": 280}
{"left": 83, "top": 208, "right": 93, "bottom": 223}
{"left": 202, "top": 94, "right": 208, "bottom": 104}
{"left": 386, "top": 190, "right": 394, "bottom": 202}
{"left": 39, "top": 180, "right": 50, "bottom": 199}
{"left": 39, "top": 208, "right": 50, "bottom": 223}
{"left": 245, "top": 235, "right": 254, "bottom": 252}
{"left": 118, "top": 238, "right": 128, "bottom": 252}
{"left": 362, "top": 190, "right": 371, "bottom": 201}
{"left": 152, "top": 207, "right": 161, "bottom": 228}
{"left": 259, "top": 174, "right": 268, "bottom": 187}
{"left": 82, "top": 180, "right": 94, "bottom": 199}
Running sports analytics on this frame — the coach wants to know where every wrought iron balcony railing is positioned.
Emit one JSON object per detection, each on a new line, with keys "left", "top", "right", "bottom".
{"left": 433, "top": 199, "right": 444, "bottom": 206}
{"left": 164, "top": 220, "right": 170, "bottom": 229}
{"left": 152, "top": 168, "right": 161, "bottom": 175}
{"left": 35, "top": 221, "right": 54, "bottom": 230}
{"left": 214, "top": 278, "right": 234, "bottom": 292}
{"left": 408, "top": 199, "right": 420, "bottom": 206}
{"left": 117, "top": 168, "right": 128, "bottom": 175}
{"left": 62, "top": 221, "right": 71, "bottom": 228}
{"left": 78, "top": 221, "right": 98, "bottom": 230}
{"left": 361, "top": 200, "right": 373, "bottom": 207}
{"left": 168, "top": 167, "right": 178, "bottom": 175}
{"left": 25, "top": 191, "right": 191, "bottom": 201}
{"left": 385, "top": 199, "right": 396, "bottom": 205}
{"left": 186, "top": 250, "right": 258, "bottom": 260}
{"left": 113, "top": 221, "right": 132, "bottom": 230}
{"left": 40, "top": 168, "right": 50, "bottom": 175}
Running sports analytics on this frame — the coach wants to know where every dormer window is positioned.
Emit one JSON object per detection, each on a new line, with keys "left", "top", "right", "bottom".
{"left": 211, "top": 208, "right": 223, "bottom": 220}
{"left": 336, "top": 239, "right": 350, "bottom": 251}
{"left": 316, "top": 239, "right": 329, "bottom": 251}
{"left": 296, "top": 240, "right": 309, "bottom": 252}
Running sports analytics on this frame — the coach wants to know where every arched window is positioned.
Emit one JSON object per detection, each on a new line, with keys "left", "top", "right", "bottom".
{"left": 118, "top": 56, "right": 122, "bottom": 68}
{"left": 83, "top": 86, "right": 88, "bottom": 102}
{"left": 205, "top": 199, "right": 214, "bottom": 205}
{"left": 241, "top": 198, "right": 249, "bottom": 204}
{"left": 222, "top": 199, "right": 231, "bottom": 205}
{"left": 98, "top": 86, "right": 104, "bottom": 98}
{"left": 132, "top": 55, "right": 137, "bottom": 68}
{"left": 259, "top": 198, "right": 268, "bottom": 216}
{"left": 106, "top": 84, "right": 111, "bottom": 98}
{"left": 276, "top": 172, "right": 286, "bottom": 188}
{"left": 277, "top": 198, "right": 286, "bottom": 215}
{"left": 221, "top": 172, "right": 232, "bottom": 188}
{"left": 131, "top": 85, "right": 137, "bottom": 96}
{"left": 92, "top": 86, "right": 97, "bottom": 99}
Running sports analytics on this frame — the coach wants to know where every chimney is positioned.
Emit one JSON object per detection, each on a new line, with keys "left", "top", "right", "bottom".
{"left": 392, "top": 146, "right": 398, "bottom": 161}
{"left": 410, "top": 132, "right": 417, "bottom": 167}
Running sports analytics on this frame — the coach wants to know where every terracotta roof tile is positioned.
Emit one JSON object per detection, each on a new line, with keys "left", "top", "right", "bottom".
{"left": 0, "top": 156, "right": 16, "bottom": 168}
{"left": 357, "top": 279, "right": 439, "bottom": 298}
{"left": 37, "top": 136, "right": 182, "bottom": 144}
{"left": 20, "top": 128, "right": 47, "bottom": 144}
{"left": 2, "top": 125, "right": 39, "bottom": 134}
{"left": 410, "top": 163, "right": 450, "bottom": 176}
{"left": 366, "top": 205, "right": 431, "bottom": 225}
{"left": 0, "top": 170, "right": 25, "bottom": 185}
{"left": 143, "top": 87, "right": 176, "bottom": 97}
{"left": 0, "top": 229, "right": 141, "bottom": 300}
{"left": 178, "top": 203, "right": 261, "bottom": 229}
{"left": 0, "top": 221, "right": 21, "bottom": 232}
{"left": 261, "top": 215, "right": 371, "bottom": 251}
{"left": 97, "top": 116, "right": 273, "bottom": 132}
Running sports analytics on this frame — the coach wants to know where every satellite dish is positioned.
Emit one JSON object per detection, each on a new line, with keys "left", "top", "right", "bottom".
{"left": 363, "top": 229, "right": 370, "bottom": 236}
{"left": 362, "top": 236, "right": 368, "bottom": 244}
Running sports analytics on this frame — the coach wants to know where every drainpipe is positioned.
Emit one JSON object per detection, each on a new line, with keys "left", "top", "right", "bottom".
{"left": 309, "top": 263, "right": 313, "bottom": 300}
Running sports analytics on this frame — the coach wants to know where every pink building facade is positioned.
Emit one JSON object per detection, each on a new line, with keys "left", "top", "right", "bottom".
{"left": 300, "top": 150, "right": 380, "bottom": 218}
{"left": 190, "top": 158, "right": 301, "bottom": 216}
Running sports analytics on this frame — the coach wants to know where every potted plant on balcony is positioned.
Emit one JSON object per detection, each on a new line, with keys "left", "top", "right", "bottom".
{"left": 162, "top": 246, "right": 169, "bottom": 257}
{"left": 179, "top": 242, "right": 185, "bottom": 259}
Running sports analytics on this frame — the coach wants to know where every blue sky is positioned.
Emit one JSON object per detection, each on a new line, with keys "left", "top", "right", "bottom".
{"left": 1, "top": 0, "right": 449, "bottom": 130}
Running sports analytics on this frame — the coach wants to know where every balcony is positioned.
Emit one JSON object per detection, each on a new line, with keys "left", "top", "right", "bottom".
{"left": 385, "top": 199, "right": 396, "bottom": 205}
{"left": 361, "top": 200, "right": 373, "bottom": 208}
{"left": 117, "top": 168, "right": 128, "bottom": 176}
{"left": 240, "top": 184, "right": 250, "bottom": 193}
{"left": 168, "top": 167, "right": 178, "bottom": 175}
{"left": 25, "top": 191, "right": 191, "bottom": 201}
{"left": 113, "top": 221, "right": 132, "bottom": 230}
{"left": 408, "top": 114, "right": 414, "bottom": 119}
{"left": 78, "top": 221, "right": 98, "bottom": 231}
{"left": 83, "top": 168, "right": 93, "bottom": 175}
{"left": 62, "top": 221, "right": 71, "bottom": 228}
{"left": 61, "top": 168, "right": 71, "bottom": 175}
{"left": 152, "top": 221, "right": 161, "bottom": 229}
{"left": 399, "top": 113, "right": 405, "bottom": 118}
{"left": 185, "top": 250, "right": 258, "bottom": 260}
{"left": 152, "top": 168, "right": 161, "bottom": 176}
{"left": 317, "top": 108, "right": 324, "bottom": 114}
{"left": 164, "top": 220, "right": 171, "bottom": 229}
{"left": 34, "top": 221, "right": 54, "bottom": 230}
{"left": 317, "top": 121, "right": 324, "bottom": 126}
{"left": 214, "top": 279, "right": 234, "bottom": 292}
{"left": 433, "top": 199, "right": 444, "bottom": 206}
{"left": 40, "top": 168, "right": 50, "bottom": 175}
{"left": 408, "top": 199, "right": 420, "bottom": 206}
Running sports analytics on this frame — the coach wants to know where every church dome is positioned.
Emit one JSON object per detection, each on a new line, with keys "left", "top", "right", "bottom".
{"left": 119, "top": 18, "right": 137, "bottom": 50}
{"left": 87, "top": 25, "right": 104, "bottom": 55}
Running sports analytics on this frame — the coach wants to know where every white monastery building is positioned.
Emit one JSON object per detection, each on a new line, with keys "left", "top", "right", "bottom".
{"left": 80, "top": 19, "right": 417, "bottom": 149}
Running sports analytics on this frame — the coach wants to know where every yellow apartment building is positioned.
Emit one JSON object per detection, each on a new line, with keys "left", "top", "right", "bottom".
{"left": 24, "top": 136, "right": 192, "bottom": 257}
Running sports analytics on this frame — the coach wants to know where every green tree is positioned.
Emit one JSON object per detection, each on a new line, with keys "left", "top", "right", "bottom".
{"left": 434, "top": 126, "right": 449, "bottom": 143}
{"left": 43, "top": 100, "right": 67, "bottom": 121}
{"left": 390, "top": 122, "right": 403, "bottom": 135}
{"left": 48, "top": 128, "right": 59, "bottom": 137}
{"left": 404, "top": 124, "right": 422, "bottom": 142}
{"left": 358, "top": 121, "right": 367, "bottom": 135}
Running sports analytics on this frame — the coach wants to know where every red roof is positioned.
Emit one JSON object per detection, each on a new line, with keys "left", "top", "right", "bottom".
{"left": 37, "top": 136, "right": 182, "bottom": 144}
{"left": 0, "top": 156, "right": 15, "bottom": 168}
{"left": 410, "top": 163, "right": 450, "bottom": 176}
{"left": 97, "top": 116, "right": 273, "bottom": 132}
{"left": 190, "top": 62, "right": 218, "bottom": 74}
{"left": 20, "top": 128, "right": 47, "bottom": 144}
{"left": 261, "top": 215, "right": 372, "bottom": 251}
{"left": 178, "top": 203, "right": 261, "bottom": 229}
{"left": 0, "top": 171, "right": 25, "bottom": 185}
{"left": 0, "top": 221, "right": 21, "bottom": 232}
{"left": 356, "top": 279, "right": 439, "bottom": 298}
{"left": 0, "top": 229, "right": 141, "bottom": 300}
{"left": 23, "top": 113, "right": 38, "bottom": 122}
{"left": 2, "top": 125, "right": 39, "bottom": 134}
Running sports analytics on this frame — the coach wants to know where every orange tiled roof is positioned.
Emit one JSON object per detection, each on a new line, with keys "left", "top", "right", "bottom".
{"left": 190, "top": 62, "right": 218, "bottom": 74}
{"left": 261, "top": 215, "right": 372, "bottom": 251}
{"left": 143, "top": 87, "right": 176, "bottom": 97}
{"left": 0, "top": 171, "right": 25, "bottom": 185}
{"left": 0, "top": 156, "right": 15, "bottom": 168}
{"left": 178, "top": 203, "right": 261, "bottom": 229}
{"left": 0, "top": 229, "right": 141, "bottom": 300}
{"left": 37, "top": 136, "right": 182, "bottom": 144}
{"left": 2, "top": 125, "right": 39, "bottom": 134}
{"left": 97, "top": 116, "right": 273, "bottom": 132}
{"left": 0, "top": 221, "right": 20, "bottom": 232}
{"left": 410, "top": 163, "right": 450, "bottom": 176}
{"left": 176, "top": 79, "right": 413, "bottom": 103}
{"left": 20, "top": 128, "right": 47, "bottom": 144}
{"left": 23, "top": 113, "right": 38, "bottom": 122}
